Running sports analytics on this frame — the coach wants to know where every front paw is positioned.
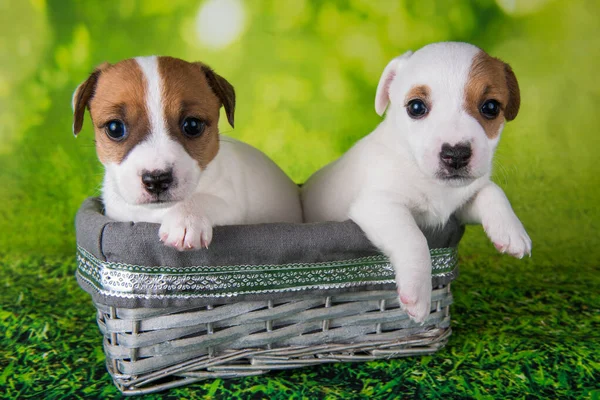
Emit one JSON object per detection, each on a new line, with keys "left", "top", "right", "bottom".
{"left": 484, "top": 214, "right": 532, "bottom": 258}
{"left": 159, "top": 207, "right": 213, "bottom": 251}
{"left": 396, "top": 272, "right": 432, "bottom": 324}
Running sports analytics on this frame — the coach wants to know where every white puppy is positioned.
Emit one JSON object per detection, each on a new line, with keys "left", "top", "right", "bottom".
{"left": 302, "top": 42, "right": 531, "bottom": 323}
{"left": 73, "top": 56, "right": 302, "bottom": 250}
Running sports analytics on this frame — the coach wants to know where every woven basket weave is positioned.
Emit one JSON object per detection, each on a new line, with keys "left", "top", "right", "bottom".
{"left": 75, "top": 198, "right": 462, "bottom": 395}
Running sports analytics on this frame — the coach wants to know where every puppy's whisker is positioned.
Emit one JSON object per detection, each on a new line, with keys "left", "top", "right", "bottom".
{"left": 492, "top": 160, "right": 510, "bottom": 186}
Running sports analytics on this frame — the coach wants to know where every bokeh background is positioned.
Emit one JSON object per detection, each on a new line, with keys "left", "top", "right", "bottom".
{"left": 1, "top": 0, "right": 598, "bottom": 398}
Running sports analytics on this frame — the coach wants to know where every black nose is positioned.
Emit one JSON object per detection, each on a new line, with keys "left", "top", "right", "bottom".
{"left": 440, "top": 143, "right": 472, "bottom": 170}
{"left": 141, "top": 170, "right": 173, "bottom": 195}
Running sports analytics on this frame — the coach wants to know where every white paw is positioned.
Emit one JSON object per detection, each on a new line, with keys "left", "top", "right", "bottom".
{"left": 396, "top": 272, "right": 432, "bottom": 324}
{"left": 484, "top": 213, "right": 532, "bottom": 259}
{"left": 158, "top": 207, "right": 213, "bottom": 251}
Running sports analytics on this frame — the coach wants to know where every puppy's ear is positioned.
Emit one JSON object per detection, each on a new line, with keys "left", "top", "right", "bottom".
{"left": 72, "top": 62, "right": 110, "bottom": 136}
{"left": 503, "top": 63, "right": 520, "bottom": 121}
{"left": 375, "top": 51, "right": 413, "bottom": 116}
{"left": 198, "top": 63, "right": 236, "bottom": 128}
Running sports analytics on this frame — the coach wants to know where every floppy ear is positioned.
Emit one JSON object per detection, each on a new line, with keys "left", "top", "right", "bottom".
{"left": 198, "top": 63, "right": 236, "bottom": 128}
{"left": 375, "top": 50, "right": 413, "bottom": 116}
{"left": 72, "top": 62, "right": 109, "bottom": 136}
{"left": 503, "top": 63, "right": 520, "bottom": 121}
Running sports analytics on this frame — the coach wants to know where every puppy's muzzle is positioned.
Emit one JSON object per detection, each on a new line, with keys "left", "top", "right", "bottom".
{"left": 142, "top": 169, "right": 174, "bottom": 195}
{"left": 440, "top": 143, "right": 472, "bottom": 170}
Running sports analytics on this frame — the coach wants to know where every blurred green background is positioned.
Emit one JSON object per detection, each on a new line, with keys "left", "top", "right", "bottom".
{"left": 1, "top": 0, "right": 598, "bottom": 398}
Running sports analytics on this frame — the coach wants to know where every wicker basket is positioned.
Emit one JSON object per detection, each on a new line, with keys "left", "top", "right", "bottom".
{"left": 75, "top": 198, "right": 463, "bottom": 396}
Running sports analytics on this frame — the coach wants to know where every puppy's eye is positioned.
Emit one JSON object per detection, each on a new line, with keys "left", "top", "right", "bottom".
{"left": 182, "top": 117, "right": 206, "bottom": 138}
{"left": 480, "top": 99, "right": 501, "bottom": 120}
{"left": 105, "top": 120, "right": 127, "bottom": 141}
{"left": 406, "top": 99, "right": 428, "bottom": 119}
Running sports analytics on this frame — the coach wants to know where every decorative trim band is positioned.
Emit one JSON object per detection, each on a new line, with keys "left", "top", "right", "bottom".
{"left": 76, "top": 246, "right": 458, "bottom": 300}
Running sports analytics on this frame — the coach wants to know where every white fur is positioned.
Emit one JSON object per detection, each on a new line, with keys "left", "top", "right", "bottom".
{"left": 302, "top": 42, "right": 531, "bottom": 323}
{"left": 102, "top": 56, "right": 302, "bottom": 250}
{"left": 136, "top": 56, "right": 167, "bottom": 139}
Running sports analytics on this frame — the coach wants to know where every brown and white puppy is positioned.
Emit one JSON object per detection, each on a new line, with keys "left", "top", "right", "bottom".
{"left": 73, "top": 56, "right": 302, "bottom": 250}
{"left": 302, "top": 42, "right": 531, "bottom": 323}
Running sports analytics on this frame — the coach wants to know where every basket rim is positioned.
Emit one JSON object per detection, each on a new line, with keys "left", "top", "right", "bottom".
{"left": 75, "top": 197, "right": 464, "bottom": 268}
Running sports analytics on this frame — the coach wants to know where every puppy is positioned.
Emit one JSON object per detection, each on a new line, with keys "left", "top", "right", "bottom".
{"left": 302, "top": 42, "right": 531, "bottom": 323}
{"left": 73, "top": 56, "right": 302, "bottom": 250}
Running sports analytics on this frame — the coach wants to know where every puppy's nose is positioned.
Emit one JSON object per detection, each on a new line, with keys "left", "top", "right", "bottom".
{"left": 440, "top": 143, "right": 472, "bottom": 170}
{"left": 141, "top": 170, "right": 173, "bottom": 195}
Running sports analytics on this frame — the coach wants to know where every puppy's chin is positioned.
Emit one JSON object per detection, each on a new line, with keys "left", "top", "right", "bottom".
{"left": 435, "top": 170, "right": 477, "bottom": 187}
{"left": 435, "top": 164, "right": 493, "bottom": 187}
{"left": 136, "top": 193, "right": 182, "bottom": 207}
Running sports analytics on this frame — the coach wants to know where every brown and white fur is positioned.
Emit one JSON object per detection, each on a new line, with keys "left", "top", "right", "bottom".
{"left": 302, "top": 42, "right": 531, "bottom": 323}
{"left": 73, "top": 56, "right": 302, "bottom": 250}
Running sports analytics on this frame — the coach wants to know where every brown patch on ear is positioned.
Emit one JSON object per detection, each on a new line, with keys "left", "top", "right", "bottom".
{"left": 72, "top": 73, "right": 98, "bottom": 135}
{"left": 72, "top": 62, "right": 111, "bottom": 136}
{"left": 464, "top": 51, "right": 519, "bottom": 139}
{"left": 503, "top": 63, "right": 520, "bottom": 121}
{"left": 198, "top": 63, "right": 236, "bottom": 127}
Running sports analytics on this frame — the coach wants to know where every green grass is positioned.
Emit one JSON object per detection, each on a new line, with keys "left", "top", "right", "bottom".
{"left": 1, "top": 0, "right": 599, "bottom": 398}
{"left": 1, "top": 242, "right": 598, "bottom": 399}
